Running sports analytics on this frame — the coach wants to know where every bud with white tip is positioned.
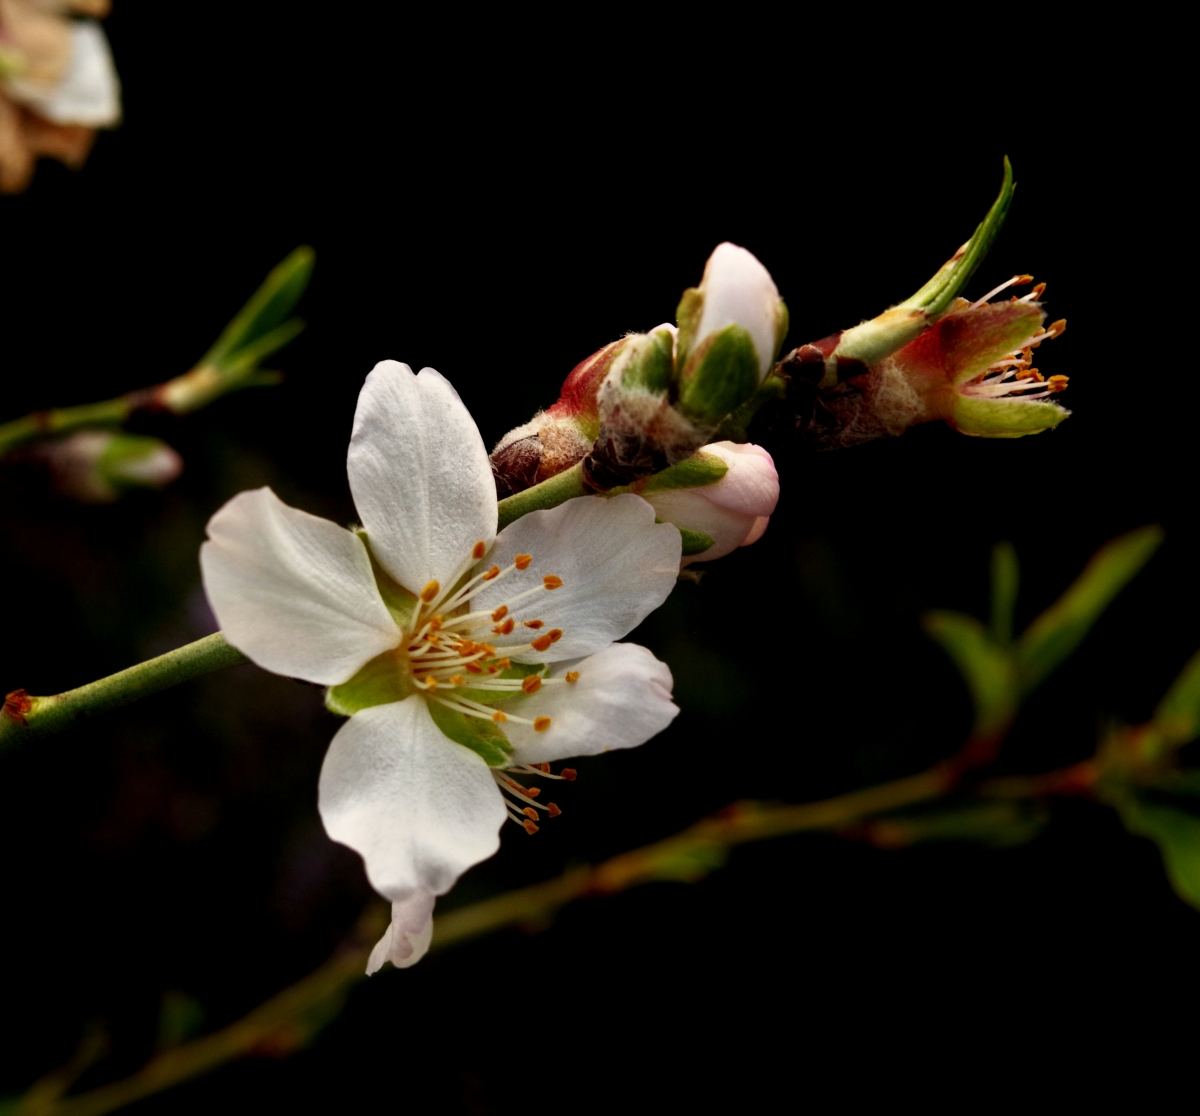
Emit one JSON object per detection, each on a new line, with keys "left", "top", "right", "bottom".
{"left": 34, "top": 430, "right": 183, "bottom": 503}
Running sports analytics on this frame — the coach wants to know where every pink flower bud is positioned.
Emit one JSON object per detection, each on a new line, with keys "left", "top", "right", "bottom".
{"left": 642, "top": 441, "right": 779, "bottom": 565}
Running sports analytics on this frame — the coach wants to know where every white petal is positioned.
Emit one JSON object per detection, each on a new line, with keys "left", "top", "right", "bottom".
{"left": 694, "top": 243, "right": 782, "bottom": 378}
{"left": 504, "top": 643, "right": 678, "bottom": 765}
{"left": 10, "top": 22, "right": 120, "bottom": 126}
{"left": 318, "top": 697, "right": 506, "bottom": 903}
{"left": 474, "top": 495, "right": 681, "bottom": 663}
{"left": 366, "top": 890, "right": 436, "bottom": 974}
{"left": 201, "top": 488, "right": 399, "bottom": 685}
{"left": 348, "top": 362, "right": 496, "bottom": 593}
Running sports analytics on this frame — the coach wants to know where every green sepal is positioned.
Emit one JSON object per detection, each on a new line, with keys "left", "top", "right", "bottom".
{"left": 620, "top": 328, "right": 675, "bottom": 394}
{"left": 635, "top": 450, "right": 727, "bottom": 494}
{"left": 677, "top": 324, "right": 760, "bottom": 424}
{"left": 357, "top": 531, "right": 418, "bottom": 629}
{"left": 923, "top": 611, "right": 1016, "bottom": 740}
{"left": 774, "top": 299, "right": 790, "bottom": 358}
{"left": 96, "top": 433, "right": 177, "bottom": 491}
{"left": 428, "top": 701, "right": 514, "bottom": 768}
{"left": 674, "top": 286, "right": 704, "bottom": 371}
{"left": 326, "top": 649, "right": 414, "bottom": 716}
{"left": 679, "top": 528, "right": 715, "bottom": 556}
{"left": 454, "top": 662, "right": 547, "bottom": 707}
{"left": 950, "top": 396, "right": 1069, "bottom": 439}
{"left": 1017, "top": 525, "right": 1162, "bottom": 697}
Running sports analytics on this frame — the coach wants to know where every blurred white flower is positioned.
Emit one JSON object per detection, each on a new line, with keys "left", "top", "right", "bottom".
{"left": 201, "top": 361, "right": 681, "bottom": 971}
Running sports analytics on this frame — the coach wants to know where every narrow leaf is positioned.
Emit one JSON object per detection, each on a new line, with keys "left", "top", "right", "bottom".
{"left": 1153, "top": 648, "right": 1200, "bottom": 748}
{"left": 923, "top": 610, "right": 1017, "bottom": 739}
{"left": 990, "top": 540, "right": 1019, "bottom": 646}
{"left": 1117, "top": 796, "right": 1200, "bottom": 911}
{"left": 1017, "top": 526, "right": 1163, "bottom": 697}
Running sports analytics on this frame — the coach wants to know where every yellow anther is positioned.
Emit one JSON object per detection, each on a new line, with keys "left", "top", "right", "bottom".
{"left": 493, "top": 618, "right": 515, "bottom": 635}
{"left": 482, "top": 565, "right": 501, "bottom": 581}
{"left": 492, "top": 710, "right": 507, "bottom": 723}
{"left": 495, "top": 658, "right": 511, "bottom": 669}
{"left": 534, "top": 716, "right": 552, "bottom": 733}
{"left": 543, "top": 575, "right": 563, "bottom": 590}
{"left": 521, "top": 675, "right": 542, "bottom": 694}
{"left": 1048, "top": 375, "right": 1069, "bottom": 391}
{"left": 449, "top": 675, "right": 465, "bottom": 686}
{"left": 472, "top": 540, "right": 487, "bottom": 560}
{"left": 420, "top": 580, "right": 440, "bottom": 603}
{"left": 524, "top": 620, "right": 544, "bottom": 629}
{"left": 515, "top": 554, "right": 533, "bottom": 570}
{"left": 565, "top": 671, "right": 580, "bottom": 683}
{"left": 421, "top": 676, "right": 437, "bottom": 691}
{"left": 491, "top": 605, "right": 508, "bottom": 622}
{"left": 531, "top": 634, "right": 553, "bottom": 652}
{"left": 547, "top": 628, "right": 563, "bottom": 644}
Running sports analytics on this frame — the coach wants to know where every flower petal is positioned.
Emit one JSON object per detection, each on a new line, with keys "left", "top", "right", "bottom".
{"left": 504, "top": 643, "right": 679, "bottom": 765}
{"left": 201, "top": 487, "right": 399, "bottom": 685}
{"left": 698, "top": 442, "right": 779, "bottom": 517}
{"left": 643, "top": 487, "right": 757, "bottom": 565}
{"left": 318, "top": 697, "right": 506, "bottom": 903}
{"left": 367, "top": 890, "right": 436, "bottom": 974}
{"left": 474, "top": 495, "right": 681, "bottom": 663}
{"left": 348, "top": 361, "right": 496, "bottom": 593}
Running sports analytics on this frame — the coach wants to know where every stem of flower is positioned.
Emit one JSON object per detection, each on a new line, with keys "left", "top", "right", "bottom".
{"left": 18, "top": 756, "right": 1092, "bottom": 1115}
{"left": 1, "top": 633, "right": 248, "bottom": 749}
{"left": 496, "top": 462, "right": 587, "bottom": 529}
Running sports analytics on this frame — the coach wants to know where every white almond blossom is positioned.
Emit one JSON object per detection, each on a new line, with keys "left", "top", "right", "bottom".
{"left": 200, "top": 361, "right": 682, "bottom": 971}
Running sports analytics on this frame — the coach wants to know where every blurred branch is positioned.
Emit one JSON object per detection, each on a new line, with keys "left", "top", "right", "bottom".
{"left": 16, "top": 749, "right": 1099, "bottom": 1116}
{"left": 0, "top": 248, "right": 314, "bottom": 459}
{"left": 1, "top": 634, "right": 247, "bottom": 751}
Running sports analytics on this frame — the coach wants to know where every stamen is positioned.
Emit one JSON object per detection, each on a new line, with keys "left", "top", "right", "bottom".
{"left": 969, "top": 274, "right": 1034, "bottom": 310}
{"left": 561, "top": 768, "right": 577, "bottom": 780}
{"left": 547, "top": 803, "right": 561, "bottom": 817}
{"left": 493, "top": 618, "right": 516, "bottom": 635}
{"left": 543, "top": 575, "right": 563, "bottom": 590}
{"left": 492, "top": 711, "right": 507, "bottom": 723}
{"left": 521, "top": 675, "right": 542, "bottom": 694}
{"left": 565, "top": 671, "right": 580, "bottom": 683}
{"left": 472, "top": 541, "right": 487, "bottom": 560}
{"left": 1047, "top": 375, "right": 1069, "bottom": 392}
{"left": 523, "top": 819, "right": 539, "bottom": 835}
{"left": 515, "top": 554, "right": 532, "bottom": 570}
{"left": 523, "top": 620, "right": 544, "bottom": 629}
{"left": 420, "top": 581, "right": 440, "bottom": 603}
{"left": 531, "top": 633, "right": 553, "bottom": 652}
{"left": 491, "top": 606, "right": 508, "bottom": 622}
{"left": 534, "top": 716, "right": 551, "bottom": 732}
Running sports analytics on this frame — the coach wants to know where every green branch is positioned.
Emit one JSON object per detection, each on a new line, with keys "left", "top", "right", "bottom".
{"left": 1, "top": 634, "right": 247, "bottom": 750}
{"left": 15, "top": 750, "right": 1099, "bottom": 1116}
{"left": 496, "top": 463, "right": 588, "bottom": 529}
{"left": 0, "top": 248, "right": 313, "bottom": 459}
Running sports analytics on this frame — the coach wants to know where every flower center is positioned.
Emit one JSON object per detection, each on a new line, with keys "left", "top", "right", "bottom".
{"left": 400, "top": 539, "right": 579, "bottom": 730}
{"left": 961, "top": 276, "right": 1068, "bottom": 401}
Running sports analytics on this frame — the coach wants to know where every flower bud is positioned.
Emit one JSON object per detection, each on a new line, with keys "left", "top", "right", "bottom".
{"left": 633, "top": 441, "right": 779, "bottom": 565}
{"left": 809, "top": 293, "right": 1069, "bottom": 446}
{"left": 674, "top": 243, "right": 788, "bottom": 424}
{"left": 34, "top": 430, "right": 183, "bottom": 502}
{"left": 491, "top": 337, "right": 626, "bottom": 496}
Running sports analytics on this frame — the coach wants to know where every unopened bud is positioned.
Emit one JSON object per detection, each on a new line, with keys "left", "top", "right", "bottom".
{"left": 635, "top": 441, "right": 779, "bottom": 564}
{"left": 33, "top": 430, "right": 183, "bottom": 503}
{"left": 491, "top": 338, "right": 627, "bottom": 496}
{"left": 674, "top": 244, "right": 787, "bottom": 424}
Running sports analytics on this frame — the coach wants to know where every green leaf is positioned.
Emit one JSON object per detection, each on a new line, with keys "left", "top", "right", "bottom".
{"left": 1117, "top": 795, "right": 1200, "bottom": 911}
{"left": 201, "top": 246, "right": 314, "bottom": 370}
{"left": 1017, "top": 525, "right": 1163, "bottom": 697}
{"left": 428, "top": 701, "right": 514, "bottom": 768}
{"left": 923, "top": 610, "right": 1016, "bottom": 739}
{"left": 325, "top": 649, "right": 414, "bottom": 716}
{"left": 898, "top": 156, "right": 1015, "bottom": 318}
{"left": 990, "top": 541, "right": 1019, "bottom": 646}
{"left": 1153, "top": 648, "right": 1200, "bottom": 748}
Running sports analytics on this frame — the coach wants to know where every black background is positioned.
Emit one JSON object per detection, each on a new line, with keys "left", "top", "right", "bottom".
{"left": 0, "top": 7, "right": 1190, "bottom": 1110}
